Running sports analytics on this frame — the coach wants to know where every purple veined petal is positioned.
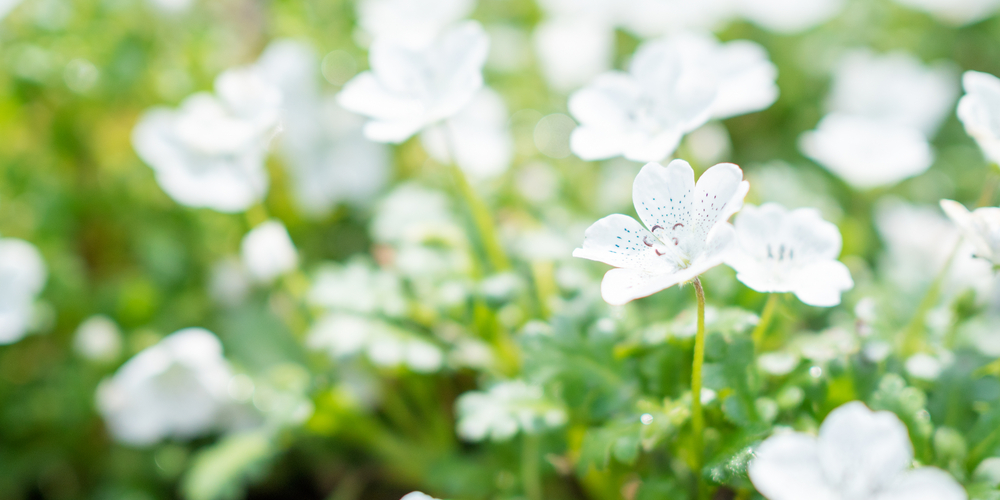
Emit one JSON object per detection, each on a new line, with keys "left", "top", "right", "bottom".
{"left": 572, "top": 214, "right": 676, "bottom": 273}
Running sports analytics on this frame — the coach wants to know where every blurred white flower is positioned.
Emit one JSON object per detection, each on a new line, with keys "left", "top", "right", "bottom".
{"left": 0, "top": 0, "right": 23, "bottom": 20}
{"left": 455, "top": 380, "right": 567, "bottom": 441}
{"left": 957, "top": 71, "right": 1000, "bottom": 165}
{"left": 400, "top": 492, "right": 439, "bottom": 500}
{"left": 906, "top": 353, "right": 944, "bottom": 380}
{"left": 371, "top": 183, "right": 458, "bottom": 244}
{"left": 307, "top": 313, "right": 443, "bottom": 372}
{"left": 795, "top": 327, "right": 859, "bottom": 362}
{"left": 240, "top": 220, "right": 299, "bottom": 283}
{"left": 256, "top": 40, "right": 390, "bottom": 216}
{"left": 147, "top": 0, "right": 192, "bottom": 13}
{"left": 618, "top": 0, "right": 733, "bottom": 38}
{"left": 420, "top": 87, "right": 514, "bottom": 179}
{"left": 73, "top": 315, "right": 122, "bottom": 363}
{"left": 639, "top": 32, "right": 779, "bottom": 119}
{"left": 96, "top": 328, "right": 233, "bottom": 446}
{"left": 726, "top": 203, "right": 853, "bottom": 306}
{"left": 736, "top": 0, "right": 844, "bottom": 34}
{"left": 573, "top": 160, "right": 748, "bottom": 305}
{"left": 940, "top": 199, "right": 1000, "bottom": 268}
{"left": 0, "top": 238, "right": 46, "bottom": 345}
{"left": 568, "top": 44, "right": 715, "bottom": 162}
{"left": 337, "top": 21, "right": 489, "bottom": 143}
{"left": 893, "top": 0, "right": 1000, "bottom": 25}
{"left": 309, "top": 258, "right": 408, "bottom": 317}
{"left": 876, "top": 199, "right": 997, "bottom": 299}
{"left": 800, "top": 113, "right": 934, "bottom": 189}
{"left": 208, "top": 258, "right": 251, "bottom": 307}
{"left": 749, "top": 401, "right": 966, "bottom": 500}
{"left": 800, "top": 50, "right": 957, "bottom": 189}
{"left": 533, "top": 10, "right": 615, "bottom": 92}
{"left": 132, "top": 67, "right": 281, "bottom": 212}
{"left": 356, "top": 0, "right": 474, "bottom": 49}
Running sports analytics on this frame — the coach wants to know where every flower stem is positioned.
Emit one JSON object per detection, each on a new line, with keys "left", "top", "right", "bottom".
{"left": 691, "top": 278, "right": 708, "bottom": 500}
{"left": 751, "top": 293, "right": 779, "bottom": 352}
{"left": 901, "top": 239, "right": 960, "bottom": 356}
{"left": 522, "top": 432, "right": 542, "bottom": 500}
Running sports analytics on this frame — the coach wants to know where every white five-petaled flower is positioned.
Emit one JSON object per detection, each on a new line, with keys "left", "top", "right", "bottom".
{"left": 957, "top": 71, "right": 1000, "bottom": 166}
{"left": 132, "top": 67, "right": 281, "bottom": 212}
{"left": 96, "top": 328, "right": 234, "bottom": 446}
{"left": 0, "top": 237, "right": 46, "bottom": 345}
{"left": 568, "top": 32, "right": 777, "bottom": 163}
{"left": 420, "top": 87, "right": 514, "bottom": 179}
{"left": 337, "top": 21, "right": 489, "bottom": 143}
{"left": 573, "top": 160, "right": 749, "bottom": 305}
{"left": 240, "top": 220, "right": 299, "bottom": 283}
{"left": 749, "top": 401, "right": 967, "bottom": 500}
{"left": 941, "top": 199, "right": 1000, "bottom": 268}
{"left": 800, "top": 49, "right": 958, "bottom": 189}
{"left": 725, "top": 203, "right": 853, "bottom": 306}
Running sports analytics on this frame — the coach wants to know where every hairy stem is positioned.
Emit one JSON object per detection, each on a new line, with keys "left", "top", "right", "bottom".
{"left": 751, "top": 293, "right": 779, "bottom": 352}
{"left": 691, "top": 278, "right": 708, "bottom": 500}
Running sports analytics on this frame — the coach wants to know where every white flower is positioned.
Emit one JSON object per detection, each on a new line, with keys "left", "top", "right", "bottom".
{"left": 568, "top": 44, "right": 716, "bottom": 162}
{"left": 957, "top": 71, "right": 1000, "bottom": 165}
{"left": 940, "top": 199, "right": 1000, "bottom": 267}
{"left": 826, "top": 50, "right": 957, "bottom": 137}
{"left": 337, "top": 21, "right": 489, "bottom": 143}
{"left": 800, "top": 113, "right": 933, "bottom": 189}
{"left": 725, "top": 203, "right": 853, "bottom": 306}
{"left": 208, "top": 258, "right": 251, "bottom": 307}
{"left": 306, "top": 313, "right": 443, "bottom": 373}
{"left": 96, "top": 328, "right": 234, "bottom": 446}
{"left": 455, "top": 380, "right": 567, "bottom": 442}
{"left": 132, "top": 67, "right": 281, "bottom": 212}
{"left": 308, "top": 258, "right": 408, "bottom": 318}
{"left": 533, "top": 0, "right": 616, "bottom": 92}
{"left": 618, "top": 0, "right": 733, "bottom": 38}
{"left": 639, "top": 32, "right": 779, "bottom": 120}
{"left": 73, "top": 315, "right": 122, "bottom": 363}
{"left": 800, "top": 50, "right": 958, "bottom": 189}
{"left": 370, "top": 183, "right": 458, "bottom": 244}
{"left": 892, "top": 0, "right": 1000, "bottom": 25}
{"left": 0, "top": 0, "right": 23, "bottom": 20}
{"left": 400, "top": 492, "right": 439, "bottom": 500}
{"left": 749, "top": 401, "right": 966, "bottom": 500}
{"left": 573, "top": 160, "right": 749, "bottom": 305}
{"left": 420, "top": 87, "right": 514, "bottom": 179}
{"left": 240, "top": 220, "right": 299, "bottom": 283}
{"left": 256, "top": 40, "right": 390, "bottom": 216}
{"left": 356, "top": 0, "right": 474, "bottom": 49}
{"left": 0, "top": 238, "right": 46, "bottom": 345}
{"left": 736, "top": 0, "right": 845, "bottom": 34}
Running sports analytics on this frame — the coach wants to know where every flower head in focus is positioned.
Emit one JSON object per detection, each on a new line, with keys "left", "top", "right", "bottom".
{"left": 568, "top": 44, "right": 715, "bottom": 162}
{"left": 240, "top": 220, "right": 299, "bottom": 283}
{"left": 749, "top": 401, "right": 967, "bottom": 500}
{"left": 725, "top": 203, "right": 853, "bottom": 306}
{"left": 957, "top": 70, "right": 1000, "bottom": 166}
{"left": 800, "top": 50, "right": 958, "bottom": 189}
{"left": 0, "top": 237, "right": 46, "bottom": 345}
{"left": 96, "top": 328, "right": 234, "bottom": 446}
{"left": 573, "top": 160, "right": 749, "bottom": 305}
{"left": 337, "top": 21, "right": 489, "bottom": 143}
{"left": 455, "top": 380, "right": 567, "bottom": 442}
{"left": 941, "top": 199, "right": 1000, "bottom": 268}
{"left": 132, "top": 67, "right": 281, "bottom": 212}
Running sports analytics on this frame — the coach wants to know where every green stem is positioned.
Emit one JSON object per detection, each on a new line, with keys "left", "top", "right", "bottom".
{"left": 901, "top": 239, "right": 961, "bottom": 356}
{"left": 522, "top": 432, "right": 542, "bottom": 500}
{"left": 751, "top": 294, "right": 779, "bottom": 352}
{"left": 691, "top": 278, "right": 708, "bottom": 500}
{"left": 531, "top": 260, "right": 557, "bottom": 318}
{"left": 440, "top": 125, "right": 510, "bottom": 272}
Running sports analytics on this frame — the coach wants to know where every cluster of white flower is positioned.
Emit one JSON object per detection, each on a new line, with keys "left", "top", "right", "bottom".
{"left": 800, "top": 50, "right": 957, "bottom": 189}
{"left": 455, "top": 380, "right": 567, "bottom": 441}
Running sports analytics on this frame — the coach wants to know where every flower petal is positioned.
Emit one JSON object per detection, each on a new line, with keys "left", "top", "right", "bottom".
{"left": 817, "top": 401, "right": 913, "bottom": 497}
{"left": 748, "top": 432, "right": 841, "bottom": 500}
{"left": 599, "top": 266, "right": 691, "bottom": 305}
{"left": 875, "top": 467, "right": 968, "bottom": 500}
{"left": 632, "top": 160, "right": 696, "bottom": 241}
{"left": 572, "top": 214, "right": 675, "bottom": 273}
{"left": 790, "top": 260, "right": 854, "bottom": 306}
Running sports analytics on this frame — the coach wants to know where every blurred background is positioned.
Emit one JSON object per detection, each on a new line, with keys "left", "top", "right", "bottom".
{"left": 3, "top": 0, "right": 1000, "bottom": 499}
